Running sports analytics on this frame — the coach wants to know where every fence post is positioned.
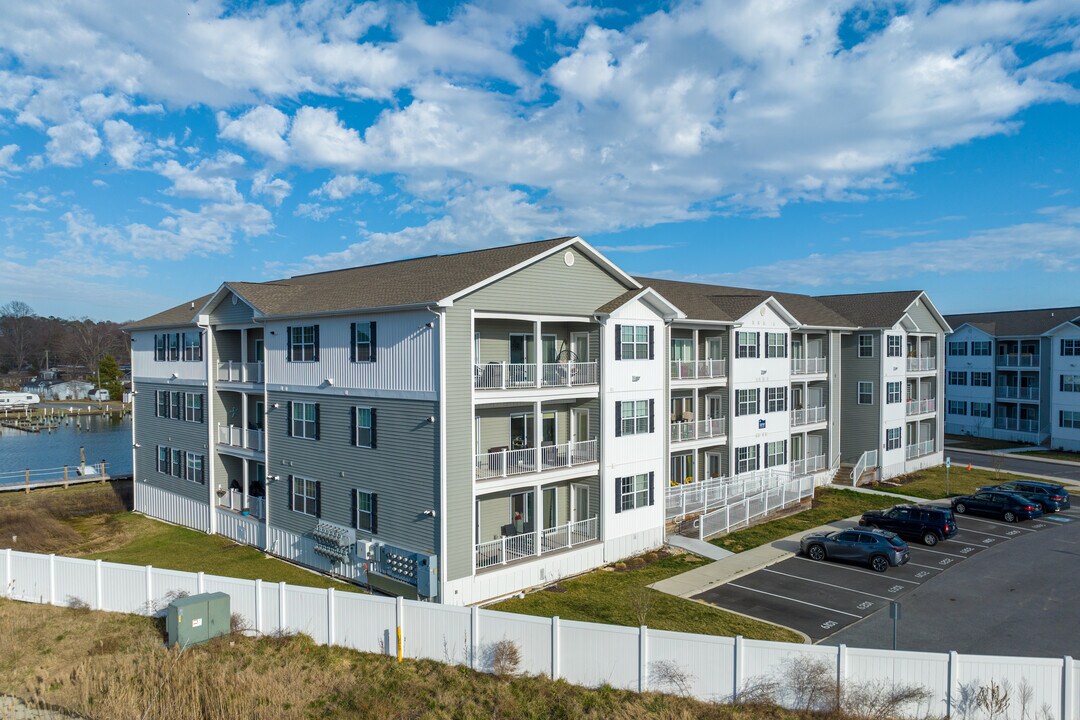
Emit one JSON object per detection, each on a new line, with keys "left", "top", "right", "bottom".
{"left": 1064, "top": 656, "right": 1074, "bottom": 720}
{"left": 396, "top": 596, "right": 405, "bottom": 662}
{"left": 48, "top": 554, "right": 56, "bottom": 605}
{"left": 470, "top": 605, "right": 479, "bottom": 670}
{"left": 947, "top": 650, "right": 959, "bottom": 718}
{"left": 3, "top": 548, "right": 10, "bottom": 598}
{"left": 639, "top": 625, "right": 648, "bottom": 693}
{"left": 94, "top": 559, "right": 103, "bottom": 609}
{"left": 327, "top": 588, "right": 335, "bottom": 646}
{"left": 836, "top": 644, "right": 847, "bottom": 709}
{"left": 278, "top": 581, "right": 287, "bottom": 632}
{"left": 197, "top": 571, "right": 205, "bottom": 594}
{"left": 145, "top": 565, "right": 153, "bottom": 614}
{"left": 255, "top": 579, "right": 263, "bottom": 635}
{"left": 732, "top": 635, "right": 744, "bottom": 702}
{"left": 551, "top": 616, "right": 560, "bottom": 679}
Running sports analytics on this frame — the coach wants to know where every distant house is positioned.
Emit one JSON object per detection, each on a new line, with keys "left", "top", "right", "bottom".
{"left": 88, "top": 388, "right": 110, "bottom": 402}
{"left": 21, "top": 379, "right": 95, "bottom": 401}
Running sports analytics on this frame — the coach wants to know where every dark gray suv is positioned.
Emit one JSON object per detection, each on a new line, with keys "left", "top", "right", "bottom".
{"left": 800, "top": 528, "right": 910, "bottom": 572}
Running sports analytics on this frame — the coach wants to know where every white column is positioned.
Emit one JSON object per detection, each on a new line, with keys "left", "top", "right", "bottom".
{"left": 242, "top": 459, "right": 250, "bottom": 509}
{"left": 94, "top": 559, "right": 103, "bottom": 610}
{"left": 241, "top": 392, "right": 249, "bottom": 448}
{"left": 638, "top": 625, "right": 649, "bottom": 693}
{"left": 534, "top": 483, "right": 542, "bottom": 556}
{"left": 533, "top": 400, "right": 542, "bottom": 472}
{"left": 534, "top": 320, "right": 542, "bottom": 388}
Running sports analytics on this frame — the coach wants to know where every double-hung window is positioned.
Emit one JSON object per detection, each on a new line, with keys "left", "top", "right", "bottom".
{"left": 887, "top": 335, "right": 903, "bottom": 357}
{"left": 765, "top": 387, "right": 786, "bottom": 413}
{"left": 618, "top": 325, "right": 651, "bottom": 360}
{"left": 971, "top": 371, "right": 991, "bottom": 387}
{"left": 736, "top": 388, "right": 759, "bottom": 416}
{"left": 616, "top": 473, "right": 652, "bottom": 512}
{"left": 184, "top": 452, "right": 204, "bottom": 483}
{"left": 971, "top": 402, "right": 991, "bottom": 418}
{"left": 858, "top": 334, "right": 874, "bottom": 358}
{"left": 290, "top": 477, "right": 319, "bottom": 516}
{"left": 766, "top": 332, "right": 787, "bottom": 358}
{"left": 948, "top": 400, "right": 967, "bottom": 415}
{"left": 1063, "top": 339, "right": 1080, "bottom": 357}
{"left": 154, "top": 334, "right": 166, "bottom": 361}
{"left": 170, "top": 448, "right": 183, "bottom": 478}
{"left": 355, "top": 490, "right": 377, "bottom": 533}
{"left": 971, "top": 341, "right": 991, "bottom": 356}
{"left": 167, "top": 333, "right": 180, "bottom": 361}
{"left": 886, "top": 381, "right": 902, "bottom": 404}
{"left": 886, "top": 428, "right": 901, "bottom": 450}
{"left": 353, "top": 406, "right": 376, "bottom": 448}
{"left": 290, "top": 401, "right": 319, "bottom": 439}
{"left": 618, "top": 400, "right": 651, "bottom": 436}
{"left": 157, "top": 446, "right": 169, "bottom": 473}
{"left": 1061, "top": 375, "right": 1080, "bottom": 393}
{"left": 169, "top": 391, "right": 182, "bottom": 420}
{"left": 184, "top": 393, "right": 203, "bottom": 423}
{"left": 352, "top": 321, "right": 376, "bottom": 362}
{"left": 948, "top": 371, "right": 967, "bottom": 386}
{"left": 287, "top": 325, "right": 319, "bottom": 362}
{"left": 765, "top": 440, "right": 786, "bottom": 468}
{"left": 1061, "top": 411, "right": 1080, "bottom": 429}
{"left": 182, "top": 332, "right": 202, "bottom": 361}
{"left": 736, "top": 446, "right": 759, "bottom": 474}
{"left": 857, "top": 381, "right": 873, "bottom": 405}
{"left": 156, "top": 391, "right": 168, "bottom": 418}
{"left": 947, "top": 341, "right": 968, "bottom": 356}
{"left": 736, "top": 332, "right": 759, "bottom": 358}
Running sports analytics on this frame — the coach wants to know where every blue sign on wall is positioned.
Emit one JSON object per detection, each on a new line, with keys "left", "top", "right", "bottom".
{"left": 758, "top": 419, "right": 766, "bottom": 429}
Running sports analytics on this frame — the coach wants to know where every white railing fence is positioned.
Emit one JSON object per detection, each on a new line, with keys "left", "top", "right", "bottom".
{"left": 2, "top": 548, "right": 1077, "bottom": 717}
{"left": 475, "top": 517, "right": 600, "bottom": 570}
{"left": 670, "top": 417, "right": 727, "bottom": 443}
{"left": 791, "top": 357, "right": 827, "bottom": 375}
{"left": 997, "top": 353, "right": 1040, "bottom": 367}
{"left": 216, "top": 489, "right": 265, "bottom": 520}
{"left": 790, "top": 454, "right": 826, "bottom": 477}
{"left": 995, "top": 417, "right": 1041, "bottom": 434}
{"left": 217, "top": 424, "right": 264, "bottom": 452}
{"left": 906, "top": 398, "right": 936, "bottom": 415}
{"left": 996, "top": 385, "right": 1040, "bottom": 400}
{"left": 217, "top": 361, "right": 264, "bottom": 384}
{"left": 850, "top": 449, "right": 878, "bottom": 487}
{"left": 665, "top": 469, "right": 791, "bottom": 521}
{"left": 474, "top": 362, "right": 599, "bottom": 390}
{"left": 697, "top": 475, "right": 815, "bottom": 540}
{"left": 475, "top": 440, "right": 597, "bottom": 479}
{"left": 906, "top": 440, "right": 935, "bottom": 460}
{"left": 790, "top": 405, "right": 827, "bottom": 427}
{"left": 906, "top": 357, "right": 936, "bottom": 372}
{"left": 669, "top": 359, "right": 727, "bottom": 380}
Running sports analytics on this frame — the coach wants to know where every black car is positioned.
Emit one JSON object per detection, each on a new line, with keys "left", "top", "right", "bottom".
{"left": 951, "top": 491, "right": 1043, "bottom": 522}
{"left": 799, "top": 528, "right": 910, "bottom": 572}
{"left": 859, "top": 504, "right": 958, "bottom": 546}
{"left": 976, "top": 480, "right": 1071, "bottom": 513}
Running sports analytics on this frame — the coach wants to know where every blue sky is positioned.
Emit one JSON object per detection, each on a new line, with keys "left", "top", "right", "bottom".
{"left": 0, "top": 0, "right": 1078, "bottom": 321}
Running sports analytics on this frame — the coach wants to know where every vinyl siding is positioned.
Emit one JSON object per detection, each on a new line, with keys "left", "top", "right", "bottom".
{"left": 212, "top": 329, "right": 243, "bottom": 363}
{"left": 208, "top": 292, "right": 255, "bottom": 325}
{"left": 838, "top": 332, "right": 882, "bottom": 463}
{"left": 476, "top": 476, "right": 600, "bottom": 543}
{"left": 133, "top": 380, "right": 212, "bottom": 505}
{"left": 131, "top": 329, "right": 207, "bottom": 383}
{"left": 904, "top": 298, "right": 944, "bottom": 334}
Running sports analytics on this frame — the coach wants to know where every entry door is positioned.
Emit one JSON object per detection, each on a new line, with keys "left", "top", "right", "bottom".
{"left": 791, "top": 386, "right": 804, "bottom": 410}
{"left": 706, "top": 394, "right": 723, "bottom": 419}
{"left": 672, "top": 338, "right": 693, "bottom": 361}
{"left": 542, "top": 334, "right": 558, "bottom": 363}
{"left": 253, "top": 339, "right": 265, "bottom": 363}
{"left": 509, "top": 333, "right": 533, "bottom": 364}
{"left": 542, "top": 412, "right": 557, "bottom": 445}
{"left": 543, "top": 487, "right": 558, "bottom": 529}
{"left": 510, "top": 491, "right": 534, "bottom": 532}
{"left": 705, "top": 337, "right": 724, "bottom": 360}
{"left": 671, "top": 453, "right": 694, "bottom": 484}
{"left": 571, "top": 408, "right": 589, "bottom": 444}
{"left": 254, "top": 400, "right": 265, "bottom": 430}
{"left": 570, "top": 332, "right": 590, "bottom": 362}
{"left": 791, "top": 434, "right": 804, "bottom": 462}
{"left": 510, "top": 413, "right": 533, "bottom": 448}
{"left": 572, "top": 484, "right": 590, "bottom": 522}
{"left": 672, "top": 395, "right": 693, "bottom": 422}
{"left": 705, "top": 452, "right": 723, "bottom": 479}
{"left": 791, "top": 339, "right": 804, "bottom": 360}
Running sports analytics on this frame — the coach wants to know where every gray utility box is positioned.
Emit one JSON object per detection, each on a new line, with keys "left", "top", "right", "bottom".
{"left": 166, "top": 592, "right": 231, "bottom": 648}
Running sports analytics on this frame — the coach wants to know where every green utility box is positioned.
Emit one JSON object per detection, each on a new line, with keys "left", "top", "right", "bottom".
{"left": 166, "top": 592, "right": 231, "bottom": 648}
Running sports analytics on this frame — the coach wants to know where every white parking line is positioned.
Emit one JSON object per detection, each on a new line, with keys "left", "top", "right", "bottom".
{"left": 956, "top": 515, "right": 1037, "bottom": 531}
{"left": 726, "top": 583, "right": 862, "bottom": 618}
{"left": 909, "top": 546, "right": 970, "bottom": 559}
{"left": 952, "top": 526, "right": 1015, "bottom": 539}
{"left": 906, "top": 561, "right": 944, "bottom": 570}
{"left": 792, "top": 556, "right": 922, "bottom": 584}
{"left": 763, "top": 568, "right": 910, "bottom": 598}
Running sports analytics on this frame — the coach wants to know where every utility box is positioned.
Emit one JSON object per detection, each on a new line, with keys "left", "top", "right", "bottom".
{"left": 166, "top": 592, "right": 231, "bottom": 648}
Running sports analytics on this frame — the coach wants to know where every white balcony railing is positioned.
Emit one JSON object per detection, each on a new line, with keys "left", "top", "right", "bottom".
{"left": 791, "top": 357, "right": 827, "bottom": 375}
{"left": 670, "top": 417, "right": 727, "bottom": 443}
{"left": 995, "top": 417, "right": 1040, "bottom": 434}
{"left": 217, "top": 489, "right": 265, "bottom": 520}
{"left": 791, "top": 405, "right": 827, "bottom": 427}
{"left": 475, "top": 362, "right": 599, "bottom": 390}
{"left": 475, "top": 439, "right": 598, "bottom": 480}
{"left": 475, "top": 516, "right": 598, "bottom": 569}
{"left": 996, "top": 386, "right": 1040, "bottom": 400}
{"left": 790, "top": 454, "right": 827, "bottom": 477}
{"left": 669, "top": 359, "right": 727, "bottom": 380}
{"left": 217, "top": 361, "right": 264, "bottom": 384}
{"left": 906, "top": 357, "right": 936, "bottom": 372}
{"left": 245, "top": 428, "right": 265, "bottom": 452}
{"left": 665, "top": 469, "right": 793, "bottom": 520}
{"left": 541, "top": 362, "right": 598, "bottom": 388}
{"left": 906, "top": 398, "right": 936, "bottom": 416}
{"left": 217, "top": 423, "right": 264, "bottom": 453}
{"left": 905, "top": 440, "right": 935, "bottom": 460}
{"left": 997, "top": 353, "right": 1040, "bottom": 368}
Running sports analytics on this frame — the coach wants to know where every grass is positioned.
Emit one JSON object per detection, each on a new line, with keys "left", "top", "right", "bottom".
{"left": 0, "top": 481, "right": 360, "bottom": 593}
{"left": 866, "top": 465, "right": 1043, "bottom": 500}
{"left": 0, "top": 599, "right": 821, "bottom": 720}
{"left": 709, "top": 489, "right": 898, "bottom": 554}
{"left": 490, "top": 551, "right": 802, "bottom": 643}
{"left": 1013, "top": 449, "right": 1080, "bottom": 463}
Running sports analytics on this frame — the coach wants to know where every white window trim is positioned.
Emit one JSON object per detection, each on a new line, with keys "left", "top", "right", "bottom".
{"left": 858, "top": 334, "right": 874, "bottom": 358}
{"left": 857, "top": 381, "right": 873, "bottom": 405}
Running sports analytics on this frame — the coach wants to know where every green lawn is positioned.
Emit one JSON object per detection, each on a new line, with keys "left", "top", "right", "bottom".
{"left": 709, "top": 488, "right": 898, "bottom": 554}
{"left": 869, "top": 464, "right": 1035, "bottom": 500}
{"left": 489, "top": 552, "right": 801, "bottom": 642}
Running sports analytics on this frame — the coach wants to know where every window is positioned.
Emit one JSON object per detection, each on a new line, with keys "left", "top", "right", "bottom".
{"left": 352, "top": 321, "right": 376, "bottom": 362}
{"left": 971, "top": 341, "right": 991, "bottom": 356}
{"left": 617, "top": 324, "right": 651, "bottom": 360}
{"left": 287, "top": 325, "right": 319, "bottom": 362}
{"left": 290, "top": 401, "right": 319, "bottom": 440}
{"left": 766, "top": 332, "right": 787, "bottom": 358}
{"left": 858, "top": 334, "right": 874, "bottom": 358}
{"left": 156, "top": 391, "right": 168, "bottom": 418}
{"left": 355, "top": 490, "right": 377, "bottom": 533}
{"left": 971, "top": 371, "right": 991, "bottom": 387}
{"left": 353, "top": 406, "right": 376, "bottom": 448}
{"left": 736, "top": 332, "right": 759, "bottom": 358}
{"left": 290, "top": 477, "right": 319, "bottom": 516}
{"left": 857, "top": 381, "right": 873, "bottom": 405}
{"left": 157, "top": 445, "right": 169, "bottom": 473}
{"left": 169, "top": 391, "right": 181, "bottom": 420}
{"left": 617, "top": 400, "right": 651, "bottom": 436}
{"left": 971, "top": 402, "right": 991, "bottom": 418}
{"left": 1061, "top": 411, "right": 1080, "bottom": 429}
{"left": 184, "top": 452, "right": 204, "bottom": 483}
{"left": 184, "top": 393, "right": 203, "bottom": 423}
{"left": 886, "top": 381, "right": 902, "bottom": 404}
{"left": 765, "top": 440, "right": 786, "bottom": 468}
{"left": 170, "top": 448, "right": 183, "bottom": 478}
{"left": 948, "top": 371, "right": 967, "bottom": 386}
{"left": 1061, "top": 375, "right": 1080, "bottom": 393}
{"left": 887, "top": 335, "right": 903, "bottom": 357}
{"left": 616, "top": 473, "right": 653, "bottom": 512}
{"left": 947, "top": 341, "right": 968, "bottom": 356}
{"left": 182, "top": 332, "right": 202, "bottom": 362}
{"left": 1061, "top": 339, "right": 1080, "bottom": 357}
{"left": 736, "top": 388, "right": 759, "bottom": 416}
{"left": 886, "top": 427, "right": 901, "bottom": 450}
{"left": 948, "top": 400, "right": 967, "bottom": 416}
{"left": 765, "top": 387, "right": 786, "bottom": 413}
{"left": 167, "top": 333, "right": 180, "bottom": 361}
{"left": 154, "top": 334, "right": 166, "bottom": 362}
{"left": 736, "top": 445, "right": 759, "bottom": 474}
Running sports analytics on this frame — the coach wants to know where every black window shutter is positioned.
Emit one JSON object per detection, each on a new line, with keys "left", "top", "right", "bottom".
{"left": 648, "top": 471, "right": 655, "bottom": 506}
{"left": 201, "top": 455, "right": 207, "bottom": 484}
{"left": 286, "top": 327, "right": 293, "bottom": 362}
{"left": 287, "top": 476, "right": 294, "bottom": 511}
{"left": 351, "top": 490, "right": 358, "bottom": 529}
{"left": 648, "top": 398, "right": 655, "bottom": 434}
{"left": 313, "top": 325, "right": 320, "bottom": 361}
{"left": 350, "top": 323, "right": 356, "bottom": 362}
{"left": 614, "top": 477, "right": 622, "bottom": 514}
{"left": 370, "top": 494, "right": 378, "bottom": 534}
{"left": 614, "top": 400, "right": 623, "bottom": 437}
{"left": 315, "top": 481, "right": 322, "bottom": 518}
{"left": 614, "top": 324, "right": 622, "bottom": 360}
{"left": 648, "top": 325, "right": 655, "bottom": 360}
{"left": 200, "top": 394, "right": 206, "bottom": 423}
{"left": 369, "top": 321, "right": 377, "bottom": 362}
{"left": 350, "top": 407, "right": 357, "bottom": 446}
{"left": 370, "top": 408, "right": 377, "bottom": 449}
{"left": 286, "top": 402, "right": 293, "bottom": 437}
{"left": 314, "top": 403, "right": 321, "bottom": 440}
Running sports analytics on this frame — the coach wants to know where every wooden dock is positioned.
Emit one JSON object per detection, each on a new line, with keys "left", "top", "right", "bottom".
{"left": 0, "top": 463, "right": 112, "bottom": 493}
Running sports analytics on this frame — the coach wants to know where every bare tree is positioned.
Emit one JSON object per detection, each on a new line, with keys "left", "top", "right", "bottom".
{"left": 65, "top": 318, "right": 125, "bottom": 374}
{"left": 0, "top": 300, "right": 38, "bottom": 372}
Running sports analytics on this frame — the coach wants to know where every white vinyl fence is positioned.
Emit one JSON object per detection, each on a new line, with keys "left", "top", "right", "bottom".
{"left": 697, "top": 474, "right": 815, "bottom": 540}
{"left": 2, "top": 548, "right": 1077, "bottom": 718}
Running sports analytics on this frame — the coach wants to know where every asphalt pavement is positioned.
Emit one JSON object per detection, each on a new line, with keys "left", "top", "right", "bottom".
{"left": 946, "top": 448, "right": 1080, "bottom": 483}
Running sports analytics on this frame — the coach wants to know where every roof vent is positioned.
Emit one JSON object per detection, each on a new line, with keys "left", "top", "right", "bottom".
{"left": 190, "top": 302, "right": 195, "bottom": 309}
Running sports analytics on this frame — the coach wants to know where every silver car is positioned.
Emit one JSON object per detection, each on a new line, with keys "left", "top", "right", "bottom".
{"left": 800, "top": 528, "right": 910, "bottom": 572}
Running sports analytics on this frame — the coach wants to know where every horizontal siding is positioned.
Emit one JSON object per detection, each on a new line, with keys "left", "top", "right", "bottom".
{"left": 838, "top": 333, "right": 881, "bottom": 463}
{"left": 132, "top": 380, "right": 211, "bottom": 504}
{"left": 209, "top": 291, "right": 255, "bottom": 325}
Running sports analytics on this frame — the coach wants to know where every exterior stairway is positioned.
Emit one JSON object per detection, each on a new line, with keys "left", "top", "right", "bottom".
{"left": 833, "top": 463, "right": 854, "bottom": 486}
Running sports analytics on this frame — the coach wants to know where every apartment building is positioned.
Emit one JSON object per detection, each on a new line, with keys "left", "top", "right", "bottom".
{"left": 944, "top": 306, "right": 1080, "bottom": 449}
{"left": 815, "top": 291, "right": 950, "bottom": 480}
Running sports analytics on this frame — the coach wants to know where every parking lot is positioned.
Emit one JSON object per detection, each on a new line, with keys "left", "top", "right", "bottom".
{"left": 694, "top": 507, "right": 1080, "bottom": 644}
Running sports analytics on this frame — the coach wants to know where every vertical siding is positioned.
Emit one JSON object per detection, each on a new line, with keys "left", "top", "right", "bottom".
{"left": 131, "top": 329, "right": 207, "bottom": 382}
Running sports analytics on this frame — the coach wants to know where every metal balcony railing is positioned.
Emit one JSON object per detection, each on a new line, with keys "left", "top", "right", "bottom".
{"left": 669, "top": 359, "right": 727, "bottom": 380}
{"left": 906, "top": 398, "right": 936, "bottom": 416}
{"left": 791, "top": 405, "right": 827, "bottom": 427}
{"left": 670, "top": 417, "right": 727, "bottom": 443}
{"left": 474, "top": 439, "right": 598, "bottom": 480}
{"left": 475, "top": 516, "right": 598, "bottom": 569}
{"left": 906, "top": 357, "right": 936, "bottom": 372}
{"left": 217, "top": 361, "right": 264, "bottom": 384}
{"left": 791, "top": 357, "right": 827, "bottom": 375}
{"left": 995, "top": 386, "right": 1039, "bottom": 400}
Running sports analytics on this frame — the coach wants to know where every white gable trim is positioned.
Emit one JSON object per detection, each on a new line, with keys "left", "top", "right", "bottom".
{"left": 906, "top": 292, "right": 951, "bottom": 334}
{"left": 596, "top": 287, "right": 685, "bottom": 320}
{"left": 197, "top": 283, "right": 263, "bottom": 320}
{"left": 735, "top": 296, "right": 800, "bottom": 327}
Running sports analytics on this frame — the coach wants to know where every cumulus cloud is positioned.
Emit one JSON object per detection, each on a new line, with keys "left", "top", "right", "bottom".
{"left": 45, "top": 120, "right": 101, "bottom": 166}
{"left": 294, "top": 202, "right": 339, "bottom": 221}
{"left": 103, "top": 119, "right": 150, "bottom": 168}
{"left": 157, "top": 153, "right": 246, "bottom": 202}
{"left": 311, "top": 174, "right": 381, "bottom": 200}
{"left": 0, "top": 144, "right": 18, "bottom": 172}
{"left": 218, "top": 105, "right": 291, "bottom": 162}
{"left": 252, "top": 171, "right": 292, "bottom": 206}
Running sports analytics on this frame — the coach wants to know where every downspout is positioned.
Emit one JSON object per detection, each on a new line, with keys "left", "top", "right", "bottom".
{"left": 253, "top": 316, "right": 271, "bottom": 551}
{"left": 200, "top": 322, "right": 216, "bottom": 535}
{"left": 427, "top": 305, "right": 447, "bottom": 603}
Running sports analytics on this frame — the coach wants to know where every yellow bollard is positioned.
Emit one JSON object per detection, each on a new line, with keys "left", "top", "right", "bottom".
{"left": 396, "top": 626, "right": 403, "bottom": 663}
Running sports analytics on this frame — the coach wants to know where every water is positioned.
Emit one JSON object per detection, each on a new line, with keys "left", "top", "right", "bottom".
{"left": 0, "top": 413, "right": 133, "bottom": 479}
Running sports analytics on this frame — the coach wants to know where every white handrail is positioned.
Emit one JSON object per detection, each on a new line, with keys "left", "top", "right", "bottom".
{"left": 697, "top": 474, "right": 814, "bottom": 540}
{"left": 850, "top": 449, "right": 878, "bottom": 487}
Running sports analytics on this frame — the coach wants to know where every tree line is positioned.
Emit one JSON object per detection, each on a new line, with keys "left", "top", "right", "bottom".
{"left": 0, "top": 300, "right": 128, "bottom": 382}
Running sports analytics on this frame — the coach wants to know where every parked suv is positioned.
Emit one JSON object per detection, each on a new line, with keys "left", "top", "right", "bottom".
{"left": 800, "top": 528, "right": 910, "bottom": 572}
{"left": 951, "top": 491, "right": 1042, "bottom": 522}
{"left": 859, "top": 504, "right": 958, "bottom": 546}
{"left": 976, "top": 480, "right": 1071, "bottom": 513}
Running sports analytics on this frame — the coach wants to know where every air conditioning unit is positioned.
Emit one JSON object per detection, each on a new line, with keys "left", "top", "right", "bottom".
{"left": 356, "top": 539, "right": 381, "bottom": 560}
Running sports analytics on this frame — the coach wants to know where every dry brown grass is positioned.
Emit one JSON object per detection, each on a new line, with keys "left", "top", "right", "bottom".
{"left": 0, "top": 481, "right": 134, "bottom": 555}
{"left": 0, "top": 599, "right": 822, "bottom": 720}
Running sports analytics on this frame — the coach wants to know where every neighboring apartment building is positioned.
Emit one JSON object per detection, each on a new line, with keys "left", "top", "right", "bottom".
{"left": 944, "top": 306, "right": 1080, "bottom": 449}
{"left": 815, "top": 291, "right": 951, "bottom": 479}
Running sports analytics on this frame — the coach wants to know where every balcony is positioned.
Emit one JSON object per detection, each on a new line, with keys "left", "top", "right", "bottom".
{"left": 791, "top": 357, "right": 827, "bottom": 375}
{"left": 670, "top": 359, "right": 727, "bottom": 381}
{"left": 475, "top": 516, "right": 599, "bottom": 570}
{"left": 216, "top": 489, "right": 265, "bottom": 520}
{"left": 474, "top": 362, "right": 598, "bottom": 391}
{"left": 906, "top": 398, "right": 936, "bottom": 416}
{"left": 475, "top": 439, "right": 598, "bottom": 480}
{"left": 997, "top": 354, "right": 1040, "bottom": 368}
{"left": 791, "top": 405, "right": 828, "bottom": 427}
{"left": 996, "top": 386, "right": 1039, "bottom": 401}
{"left": 217, "top": 361, "right": 264, "bottom": 384}
{"left": 905, "top": 440, "right": 935, "bottom": 460}
{"left": 217, "top": 424, "right": 265, "bottom": 453}
{"left": 670, "top": 417, "right": 727, "bottom": 443}
{"left": 906, "top": 357, "right": 936, "bottom": 372}
{"left": 995, "top": 417, "right": 1040, "bottom": 434}
{"left": 791, "top": 454, "right": 826, "bottom": 476}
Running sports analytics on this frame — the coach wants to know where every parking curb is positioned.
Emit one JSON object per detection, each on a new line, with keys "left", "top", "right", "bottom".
{"left": 946, "top": 446, "right": 1080, "bottom": 469}
{"left": 685, "top": 595, "right": 813, "bottom": 645}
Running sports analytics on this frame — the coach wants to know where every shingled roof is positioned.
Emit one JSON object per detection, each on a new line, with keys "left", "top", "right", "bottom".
{"left": 814, "top": 290, "right": 924, "bottom": 329}
{"left": 945, "top": 306, "right": 1080, "bottom": 337}
{"left": 127, "top": 237, "right": 581, "bottom": 328}
{"left": 124, "top": 294, "right": 214, "bottom": 329}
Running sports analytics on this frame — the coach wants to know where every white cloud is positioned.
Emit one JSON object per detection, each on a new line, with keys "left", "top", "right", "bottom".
{"left": 91, "top": 178, "right": 107, "bottom": 187}
{"left": 157, "top": 153, "right": 245, "bottom": 203}
{"left": 0, "top": 144, "right": 18, "bottom": 172}
{"left": 103, "top": 119, "right": 150, "bottom": 168}
{"left": 252, "top": 171, "right": 292, "bottom": 206}
{"left": 287, "top": 106, "right": 370, "bottom": 170}
{"left": 311, "top": 174, "right": 381, "bottom": 200}
{"left": 45, "top": 120, "right": 101, "bottom": 166}
{"left": 294, "top": 203, "right": 339, "bottom": 221}
{"left": 218, "top": 105, "right": 291, "bottom": 162}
